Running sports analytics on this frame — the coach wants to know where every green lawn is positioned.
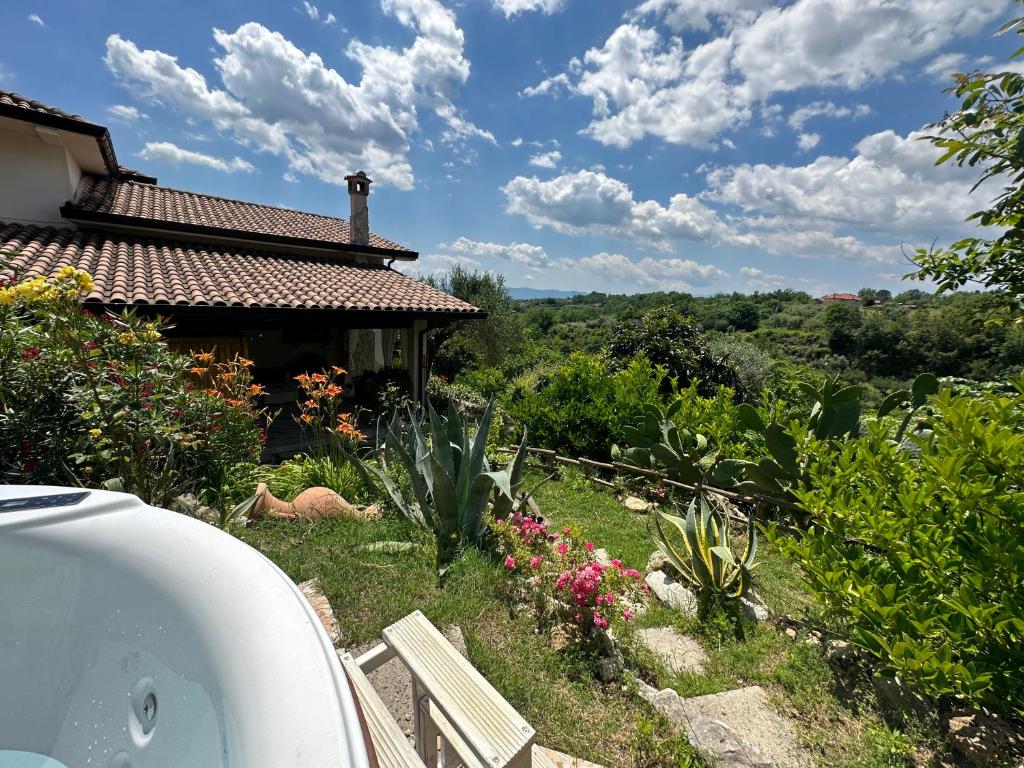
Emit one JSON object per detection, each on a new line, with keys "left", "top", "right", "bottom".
{"left": 239, "top": 469, "right": 948, "bottom": 768}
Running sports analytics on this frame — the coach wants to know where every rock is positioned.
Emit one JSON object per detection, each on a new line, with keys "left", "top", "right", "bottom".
{"left": 740, "top": 590, "right": 770, "bottom": 623}
{"left": 171, "top": 493, "right": 217, "bottom": 524}
{"left": 636, "top": 627, "right": 709, "bottom": 675}
{"left": 784, "top": 627, "right": 798, "bottom": 640}
{"left": 871, "top": 673, "right": 928, "bottom": 716}
{"left": 642, "top": 685, "right": 812, "bottom": 768}
{"left": 646, "top": 550, "right": 668, "bottom": 574}
{"left": 535, "top": 746, "right": 607, "bottom": 768}
{"left": 947, "top": 708, "right": 1024, "bottom": 767}
{"left": 824, "top": 639, "right": 859, "bottom": 666}
{"left": 592, "top": 547, "right": 613, "bottom": 567}
{"left": 595, "top": 646, "right": 625, "bottom": 684}
{"left": 644, "top": 570, "right": 698, "bottom": 616}
{"left": 298, "top": 578, "right": 342, "bottom": 646}
{"left": 623, "top": 495, "right": 654, "bottom": 513}
{"left": 549, "top": 624, "right": 572, "bottom": 653}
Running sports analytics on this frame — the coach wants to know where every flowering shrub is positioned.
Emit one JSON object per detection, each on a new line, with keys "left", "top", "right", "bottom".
{"left": 493, "top": 511, "right": 647, "bottom": 642}
{"left": 294, "top": 367, "right": 365, "bottom": 447}
{"left": 0, "top": 261, "right": 263, "bottom": 506}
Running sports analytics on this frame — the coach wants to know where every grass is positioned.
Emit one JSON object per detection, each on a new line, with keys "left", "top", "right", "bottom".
{"left": 238, "top": 513, "right": 698, "bottom": 767}
{"left": 238, "top": 465, "right": 950, "bottom": 768}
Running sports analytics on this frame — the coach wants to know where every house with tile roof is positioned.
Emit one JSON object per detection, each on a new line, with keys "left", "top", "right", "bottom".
{"left": 0, "top": 89, "right": 483, "bottom": 420}
{"left": 819, "top": 292, "right": 861, "bottom": 306}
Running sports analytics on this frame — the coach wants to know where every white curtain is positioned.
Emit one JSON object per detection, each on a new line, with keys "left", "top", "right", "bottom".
{"left": 380, "top": 328, "right": 397, "bottom": 368}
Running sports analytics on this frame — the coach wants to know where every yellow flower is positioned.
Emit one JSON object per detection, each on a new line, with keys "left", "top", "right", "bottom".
{"left": 144, "top": 329, "right": 161, "bottom": 341}
{"left": 118, "top": 332, "right": 137, "bottom": 345}
{"left": 88, "top": 428, "right": 103, "bottom": 438}
{"left": 0, "top": 289, "right": 13, "bottom": 306}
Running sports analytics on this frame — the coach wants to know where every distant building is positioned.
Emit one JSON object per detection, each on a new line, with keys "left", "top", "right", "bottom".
{"left": 820, "top": 292, "right": 860, "bottom": 306}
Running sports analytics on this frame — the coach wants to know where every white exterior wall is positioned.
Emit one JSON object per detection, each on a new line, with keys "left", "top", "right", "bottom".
{"left": 0, "top": 125, "right": 81, "bottom": 225}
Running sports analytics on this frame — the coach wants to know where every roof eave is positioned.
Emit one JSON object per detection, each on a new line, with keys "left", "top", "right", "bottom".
{"left": 60, "top": 206, "right": 420, "bottom": 261}
{"left": 83, "top": 299, "right": 486, "bottom": 321}
{"left": 0, "top": 101, "right": 120, "bottom": 177}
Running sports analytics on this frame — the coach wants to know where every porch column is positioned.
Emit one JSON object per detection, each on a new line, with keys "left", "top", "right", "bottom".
{"left": 406, "top": 319, "right": 428, "bottom": 404}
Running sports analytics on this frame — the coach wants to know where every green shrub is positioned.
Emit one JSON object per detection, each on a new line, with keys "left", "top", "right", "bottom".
{"left": 508, "top": 353, "right": 665, "bottom": 459}
{"left": 0, "top": 265, "right": 262, "bottom": 506}
{"left": 779, "top": 381, "right": 1024, "bottom": 716}
{"left": 456, "top": 366, "right": 509, "bottom": 399}
{"left": 260, "top": 455, "right": 365, "bottom": 503}
{"left": 606, "top": 308, "right": 741, "bottom": 397}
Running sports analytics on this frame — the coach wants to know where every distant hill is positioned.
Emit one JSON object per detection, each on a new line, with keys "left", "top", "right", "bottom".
{"left": 508, "top": 287, "right": 583, "bottom": 300}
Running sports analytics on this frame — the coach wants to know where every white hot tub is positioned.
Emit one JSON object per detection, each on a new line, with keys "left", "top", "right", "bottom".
{"left": 0, "top": 486, "right": 371, "bottom": 768}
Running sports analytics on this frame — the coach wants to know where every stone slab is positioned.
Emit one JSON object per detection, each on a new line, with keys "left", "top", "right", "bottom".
{"left": 636, "top": 627, "right": 708, "bottom": 675}
{"left": 639, "top": 683, "right": 811, "bottom": 768}
{"left": 644, "top": 570, "right": 698, "bottom": 615}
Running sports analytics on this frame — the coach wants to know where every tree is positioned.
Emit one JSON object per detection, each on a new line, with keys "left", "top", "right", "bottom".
{"left": 725, "top": 299, "right": 760, "bottom": 331}
{"left": 606, "top": 308, "right": 741, "bottom": 396}
{"left": 912, "top": 7, "right": 1024, "bottom": 310}
{"left": 824, "top": 303, "right": 862, "bottom": 356}
{"left": 425, "top": 266, "right": 522, "bottom": 378}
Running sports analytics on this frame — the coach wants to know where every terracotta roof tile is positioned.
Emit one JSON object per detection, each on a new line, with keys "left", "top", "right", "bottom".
{"left": 0, "top": 89, "right": 94, "bottom": 124}
{"left": 0, "top": 223, "right": 479, "bottom": 315}
{"left": 66, "top": 174, "right": 414, "bottom": 254}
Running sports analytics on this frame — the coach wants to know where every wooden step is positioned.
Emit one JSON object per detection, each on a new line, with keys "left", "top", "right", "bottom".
{"left": 339, "top": 652, "right": 425, "bottom": 768}
{"left": 383, "top": 610, "right": 535, "bottom": 768}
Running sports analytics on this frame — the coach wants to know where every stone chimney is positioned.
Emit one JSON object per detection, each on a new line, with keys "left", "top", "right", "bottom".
{"left": 345, "top": 171, "right": 372, "bottom": 246}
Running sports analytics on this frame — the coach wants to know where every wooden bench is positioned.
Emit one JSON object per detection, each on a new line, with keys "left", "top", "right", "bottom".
{"left": 344, "top": 611, "right": 541, "bottom": 768}
{"left": 339, "top": 652, "right": 423, "bottom": 768}
{"left": 383, "top": 611, "right": 535, "bottom": 768}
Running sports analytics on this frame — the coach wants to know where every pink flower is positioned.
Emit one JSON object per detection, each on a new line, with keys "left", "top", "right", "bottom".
{"left": 594, "top": 613, "right": 608, "bottom": 630}
{"left": 503, "top": 555, "right": 516, "bottom": 570}
{"left": 622, "top": 609, "right": 634, "bottom": 621}
{"left": 530, "top": 555, "right": 543, "bottom": 570}
{"left": 562, "top": 527, "right": 572, "bottom": 535}
{"left": 529, "top": 576, "right": 541, "bottom": 587}
{"left": 611, "top": 559, "right": 622, "bottom": 568}
{"left": 574, "top": 612, "right": 583, "bottom": 624}
{"left": 585, "top": 541, "right": 594, "bottom": 552}
{"left": 556, "top": 571, "right": 572, "bottom": 590}
{"left": 556, "top": 542, "right": 568, "bottom": 555}
{"left": 625, "top": 568, "right": 642, "bottom": 579}
{"left": 603, "top": 593, "right": 615, "bottom": 604}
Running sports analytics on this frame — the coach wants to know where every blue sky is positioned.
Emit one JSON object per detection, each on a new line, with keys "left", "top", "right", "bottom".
{"left": 0, "top": 0, "right": 1017, "bottom": 295}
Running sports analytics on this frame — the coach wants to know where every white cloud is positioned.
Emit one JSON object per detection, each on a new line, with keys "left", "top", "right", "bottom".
{"left": 796, "top": 132, "right": 820, "bottom": 151}
{"left": 492, "top": 0, "right": 565, "bottom": 18}
{"left": 525, "top": 0, "right": 1006, "bottom": 149}
{"left": 630, "top": 0, "right": 768, "bottom": 32}
{"left": 731, "top": 0, "right": 1006, "bottom": 99}
{"left": 511, "top": 137, "right": 523, "bottom": 147}
{"left": 502, "top": 168, "right": 747, "bottom": 250}
{"left": 138, "top": 141, "right": 255, "bottom": 173}
{"left": 440, "top": 236, "right": 550, "bottom": 266}
{"left": 104, "top": 1, "right": 492, "bottom": 190}
{"left": 106, "top": 104, "right": 148, "bottom": 123}
{"left": 555, "top": 251, "right": 726, "bottom": 291}
{"left": 705, "top": 126, "right": 987, "bottom": 263}
{"left": 301, "top": 2, "right": 319, "bottom": 20}
{"left": 528, "top": 150, "right": 561, "bottom": 169}
{"left": 27, "top": 13, "right": 44, "bottom": 26}
{"left": 922, "top": 52, "right": 969, "bottom": 80}
{"left": 324, "top": 12, "right": 337, "bottom": 25}
{"left": 787, "top": 100, "right": 870, "bottom": 130}
{"left": 520, "top": 72, "right": 572, "bottom": 98}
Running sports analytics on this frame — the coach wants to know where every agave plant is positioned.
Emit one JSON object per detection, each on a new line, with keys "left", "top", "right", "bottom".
{"left": 611, "top": 400, "right": 721, "bottom": 485}
{"left": 355, "top": 399, "right": 529, "bottom": 571}
{"left": 652, "top": 493, "right": 757, "bottom": 599}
